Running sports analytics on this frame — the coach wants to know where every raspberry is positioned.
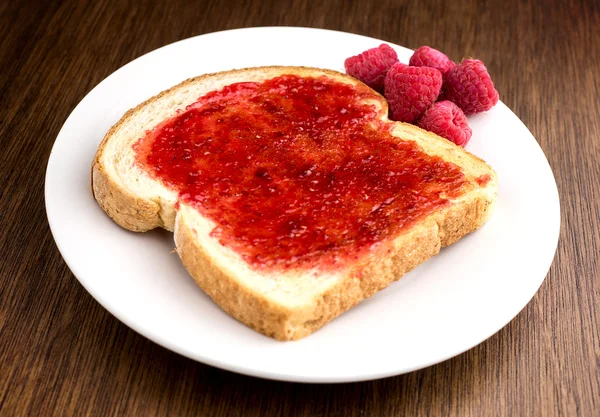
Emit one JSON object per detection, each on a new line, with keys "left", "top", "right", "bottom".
{"left": 344, "top": 44, "right": 399, "bottom": 93}
{"left": 444, "top": 59, "right": 499, "bottom": 115}
{"left": 384, "top": 63, "right": 442, "bottom": 123}
{"left": 409, "top": 46, "right": 456, "bottom": 76}
{"left": 418, "top": 100, "right": 472, "bottom": 147}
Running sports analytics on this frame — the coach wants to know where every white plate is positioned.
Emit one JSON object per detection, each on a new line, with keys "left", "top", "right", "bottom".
{"left": 45, "top": 27, "right": 560, "bottom": 383}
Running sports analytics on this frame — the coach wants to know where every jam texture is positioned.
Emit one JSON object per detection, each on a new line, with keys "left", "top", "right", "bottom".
{"left": 134, "top": 74, "right": 469, "bottom": 270}
{"left": 475, "top": 174, "right": 491, "bottom": 186}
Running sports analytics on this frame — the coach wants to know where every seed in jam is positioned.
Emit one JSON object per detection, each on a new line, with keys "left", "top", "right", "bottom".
{"left": 134, "top": 74, "right": 469, "bottom": 271}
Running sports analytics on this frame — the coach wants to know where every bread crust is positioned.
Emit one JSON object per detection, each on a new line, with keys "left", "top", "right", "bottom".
{"left": 92, "top": 66, "right": 497, "bottom": 340}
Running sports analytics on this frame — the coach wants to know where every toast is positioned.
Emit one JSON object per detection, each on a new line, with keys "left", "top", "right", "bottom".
{"left": 92, "top": 66, "right": 497, "bottom": 340}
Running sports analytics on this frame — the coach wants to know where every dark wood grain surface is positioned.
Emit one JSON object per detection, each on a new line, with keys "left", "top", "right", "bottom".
{"left": 1, "top": 0, "right": 599, "bottom": 415}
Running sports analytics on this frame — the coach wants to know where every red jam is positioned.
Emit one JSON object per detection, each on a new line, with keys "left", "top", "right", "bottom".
{"left": 476, "top": 174, "right": 492, "bottom": 186}
{"left": 134, "top": 74, "right": 469, "bottom": 270}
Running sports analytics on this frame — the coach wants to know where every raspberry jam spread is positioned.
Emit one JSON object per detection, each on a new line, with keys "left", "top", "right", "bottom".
{"left": 134, "top": 74, "right": 469, "bottom": 270}
{"left": 476, "top": 174, "right": 491, "bottom": 186}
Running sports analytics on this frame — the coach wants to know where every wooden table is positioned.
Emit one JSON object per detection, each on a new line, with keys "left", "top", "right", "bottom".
{"left": 1, "top": 0, "right": 598, "bottom": 415}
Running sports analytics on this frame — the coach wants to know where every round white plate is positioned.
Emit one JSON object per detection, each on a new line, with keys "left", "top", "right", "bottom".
{"left": 45, "top": 27, "right": 560, "bottom": 383}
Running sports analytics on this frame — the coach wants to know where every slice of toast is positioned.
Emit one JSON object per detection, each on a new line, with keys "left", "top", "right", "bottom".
{"left": 92, "top": 66, "right": 497, "bottom": 340}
